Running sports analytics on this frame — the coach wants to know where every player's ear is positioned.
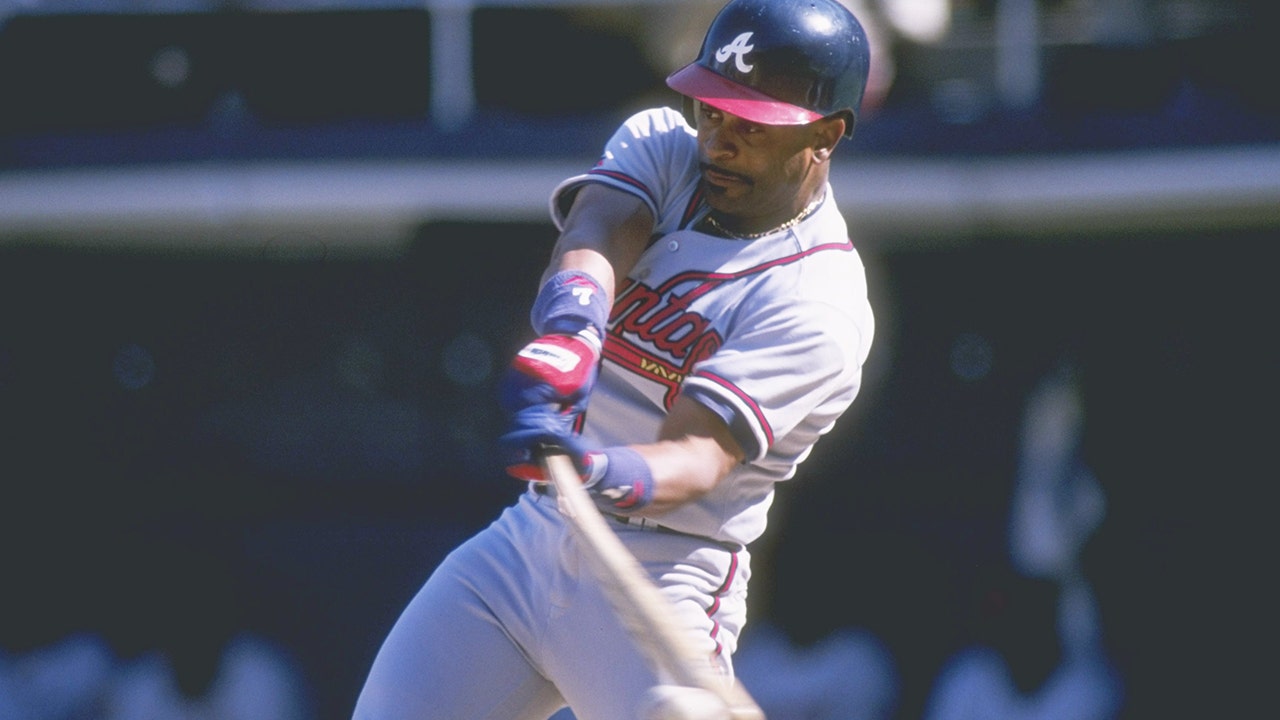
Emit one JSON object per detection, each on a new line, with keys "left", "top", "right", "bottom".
{"left": 811, "top": 117, "right": 844, "bottom": 162}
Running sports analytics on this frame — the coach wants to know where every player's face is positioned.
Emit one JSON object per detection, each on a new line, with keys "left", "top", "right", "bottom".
{"left": 695, "top": 102, "right": 838, "bottom": 233}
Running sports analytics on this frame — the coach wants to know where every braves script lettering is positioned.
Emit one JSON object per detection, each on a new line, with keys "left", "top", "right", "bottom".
{"left": 606, "top": 279, "right": 724, "bottom": 408}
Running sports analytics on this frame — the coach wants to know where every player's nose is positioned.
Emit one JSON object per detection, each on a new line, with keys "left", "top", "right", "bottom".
{"left": 701, "top": 124, "right": 738, "bottom": 161}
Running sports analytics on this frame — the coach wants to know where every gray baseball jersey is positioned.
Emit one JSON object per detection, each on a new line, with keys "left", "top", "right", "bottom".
{"left": 552, "top": 106, "right": 874, "bottom": 548}
{"left": 352, "top": 106, "right": 873, "bottom": 720}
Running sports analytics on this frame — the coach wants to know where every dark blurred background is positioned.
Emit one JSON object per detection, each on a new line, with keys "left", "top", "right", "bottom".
{"left": 1, "top": 2, "right": 1274, "bottom": 719}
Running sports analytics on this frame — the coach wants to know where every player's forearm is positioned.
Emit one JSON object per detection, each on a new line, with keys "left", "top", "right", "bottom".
{"left": 631, "top": 434, "right": 739, "bottom": 515}
{"left": 546, "top": 246, "right": 621, "bottom": 303}
{"left": 544, "top": 184, "right": 653, "bottom": 298}
{"left": 628, "top": 395, "right": 745, "bottom": 515}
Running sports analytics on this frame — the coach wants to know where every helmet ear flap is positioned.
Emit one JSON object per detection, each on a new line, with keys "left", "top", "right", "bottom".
{"left": 681, "top": 95, "right": 698, "bottom": 129}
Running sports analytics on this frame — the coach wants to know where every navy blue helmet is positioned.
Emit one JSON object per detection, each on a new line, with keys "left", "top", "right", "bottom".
{"left": 666, "top": 0, "right": 871, "bottom": 137}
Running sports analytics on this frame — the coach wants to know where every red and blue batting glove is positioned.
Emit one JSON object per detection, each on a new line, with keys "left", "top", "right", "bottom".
{"left": 499, "top": 405, "right": 654, "bottom": 513}
{"left": 500, "top": 269, "right": 609, "bottom": 419}
{"left": 500, "top": 330, "right": 601, "bottom": 419}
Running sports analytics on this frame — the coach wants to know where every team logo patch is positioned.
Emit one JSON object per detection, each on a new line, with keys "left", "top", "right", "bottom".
{"left": 715, "top": 32, "right": 755, "bottom": 73}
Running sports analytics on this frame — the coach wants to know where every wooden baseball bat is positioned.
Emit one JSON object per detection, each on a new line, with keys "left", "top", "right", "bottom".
{"left": 540, "top": 450, "right": 765, "bottom": 720}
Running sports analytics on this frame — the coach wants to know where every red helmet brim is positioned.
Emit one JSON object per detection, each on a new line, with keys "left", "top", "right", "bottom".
{"left": 666, "top": 63, "right": 823, "bottom": 126}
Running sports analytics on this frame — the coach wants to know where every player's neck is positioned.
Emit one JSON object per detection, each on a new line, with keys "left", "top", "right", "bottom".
{"left": 704, "top": 190, "right": 825, "bottom": 240}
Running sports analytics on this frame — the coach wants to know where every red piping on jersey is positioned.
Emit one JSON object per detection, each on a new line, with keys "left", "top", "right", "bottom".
{"left": 602, "top": 334, "right": 698, "bottom": 411}
{"left": 690, "top": 369, "right": 774, "bottom": 449}
{"left": 653, "top": 239, "right": 855, "bottom": 294}
{"left": 605, "top": 239, "right": 851, "bottom": 450}
{"left": 680, "top": 187, "right": 706, "bottom": 229}
{"left": 606, "top": 238, "right": 855, "bottom": 450}
{"left": 582, "top": 170, "right": 703, "bottom": 229}
{"left": 584, "top": 169, "right": 656, "bottom": 209}
{"left": 705, "top": 548, "right": 740, "bottom": 658}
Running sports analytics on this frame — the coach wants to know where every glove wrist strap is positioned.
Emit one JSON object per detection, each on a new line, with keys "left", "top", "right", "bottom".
{"left": 586, "top": 446, "right": 653, "bottom": 512}
{"left": 574, "top": 327, "right": 603, "bottom": 356}
{"left": 531, "top": 270, "right": 609, "bottom": 338}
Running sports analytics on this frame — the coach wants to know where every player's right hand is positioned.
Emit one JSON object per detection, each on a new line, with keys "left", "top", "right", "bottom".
{"left": 500, "top": 330, "right": 601, "bottom": 418}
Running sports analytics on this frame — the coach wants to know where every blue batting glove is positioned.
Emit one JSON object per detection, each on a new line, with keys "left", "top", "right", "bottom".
{"left": 500, "top": 407, "right": 654, "bottom": 512}
{"left": 499, "top": 403, "right": 578, "bottom": 481}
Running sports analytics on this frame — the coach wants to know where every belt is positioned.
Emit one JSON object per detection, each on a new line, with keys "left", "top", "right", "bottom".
{"left": 531, "top": 483, "right": 741, "bottom": 552}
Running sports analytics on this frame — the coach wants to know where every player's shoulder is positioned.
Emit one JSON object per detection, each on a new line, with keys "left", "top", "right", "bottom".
{"left": 788, "top": 202, "right": 870, "bottom": 300}
{"left": 617, "top": 106, "right": 696, "bottom": 140}
{"left": 791, "top": 196, "right": 859, "bottom": 262}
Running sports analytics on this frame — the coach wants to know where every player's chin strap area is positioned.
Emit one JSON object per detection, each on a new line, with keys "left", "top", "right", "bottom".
{"left": 531, "top": 483, "right": 743, "bottom": 553}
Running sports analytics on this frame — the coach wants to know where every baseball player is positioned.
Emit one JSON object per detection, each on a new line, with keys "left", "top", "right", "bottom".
{"left": 352, "top": 1, "right": 875, "bottom": 718}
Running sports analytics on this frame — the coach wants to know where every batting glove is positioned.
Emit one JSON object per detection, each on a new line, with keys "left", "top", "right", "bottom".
{"left": 500, "top": 329, "right": 601, "bottom": 420}
{"left": 499, "top": 402, "right": 578, "bottom": 481}
{"left": 500, "top": 406, "right": 654, "bottom": 512}
{"left": 498, "top": 269, "right": 610, "bottom": 416}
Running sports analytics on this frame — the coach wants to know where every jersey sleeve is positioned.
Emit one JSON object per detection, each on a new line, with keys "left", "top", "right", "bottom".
{"left": 680, "top": 296, "right": 871, "bottom": 464}
{"left": 550, "top": 107, "right": 698, "bottom": 233}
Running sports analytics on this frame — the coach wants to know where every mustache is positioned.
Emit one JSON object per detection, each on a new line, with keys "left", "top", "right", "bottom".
{"left": 699, "top": 162, "right": 754, "bottom": 186}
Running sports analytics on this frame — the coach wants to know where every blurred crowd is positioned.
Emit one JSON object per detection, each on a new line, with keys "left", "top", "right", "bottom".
{"left": 0, "top": 631, "right": 309, "bottom": 720}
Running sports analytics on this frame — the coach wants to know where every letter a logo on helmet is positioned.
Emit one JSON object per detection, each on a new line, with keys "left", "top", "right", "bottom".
{"left": 714, "top": 32, "right": 756, "bottom": 73}
{"left": 666, "top": 0, "right": 871, "bottom": 138}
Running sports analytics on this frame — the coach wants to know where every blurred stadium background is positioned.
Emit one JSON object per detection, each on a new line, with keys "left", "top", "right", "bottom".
{"left": 0, "top": 2, "right": 1274, "bottom": 719}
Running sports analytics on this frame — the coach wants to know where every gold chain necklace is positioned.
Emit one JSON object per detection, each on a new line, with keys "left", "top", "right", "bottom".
{"left": 701, "top": 192, "right": 825, "bottom": 240}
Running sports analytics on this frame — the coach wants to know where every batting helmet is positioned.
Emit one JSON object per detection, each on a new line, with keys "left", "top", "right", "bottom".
{"left": 666, "top": 0, "right": 871, "bottom": 137}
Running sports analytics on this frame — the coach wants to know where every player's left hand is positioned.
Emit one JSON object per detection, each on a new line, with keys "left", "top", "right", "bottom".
{"left": 499, "top": 405, "right": 653, "bottom": 512}
{"left": 499, "top": 402, "right": 579, "bottom": 482}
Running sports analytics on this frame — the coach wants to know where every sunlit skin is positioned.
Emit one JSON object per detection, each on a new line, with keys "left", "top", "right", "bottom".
{"left": 695, "top": 101, "right": 848, "bottom": 236}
